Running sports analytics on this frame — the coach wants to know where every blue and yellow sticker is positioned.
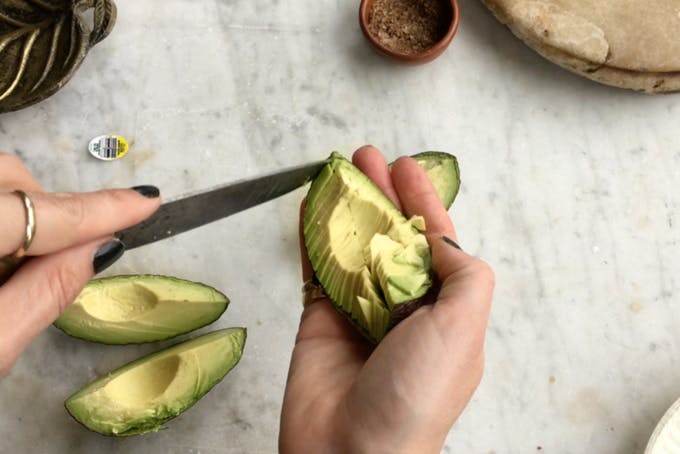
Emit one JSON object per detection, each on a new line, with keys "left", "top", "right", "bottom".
{"left": 88, "top": 134, "right": 129, "bottom": 161}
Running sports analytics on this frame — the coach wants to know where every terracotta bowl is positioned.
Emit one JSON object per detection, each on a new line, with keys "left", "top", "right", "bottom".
{"left": 359, "top": 0, "right": 459, "bottom": 65}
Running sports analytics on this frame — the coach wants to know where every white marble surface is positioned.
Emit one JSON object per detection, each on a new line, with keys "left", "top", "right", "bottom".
{"left": 1, "top": 1, "right": 679, "bottom": 453}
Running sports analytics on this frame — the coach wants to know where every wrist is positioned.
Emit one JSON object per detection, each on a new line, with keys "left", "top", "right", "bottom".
{"left": 334, "top": 420, "right": 444, "bottom": 454}
{"left": 340, "top": 436, "right": 442, "bottom": 454}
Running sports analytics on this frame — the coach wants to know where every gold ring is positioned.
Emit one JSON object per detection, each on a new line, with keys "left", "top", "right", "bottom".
{"left": 0, "top": 190, "right": 36, "bottom": 285}
{"left": 302, "top": 278, "right": 327, "bottom": 308}
{"left": 9, "top": 190, "right": 37, "bottom": 258}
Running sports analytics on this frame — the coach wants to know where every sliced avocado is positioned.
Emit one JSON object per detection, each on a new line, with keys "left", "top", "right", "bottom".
{"left": 65, "top": 327, "right": 246, "bottom": 436}
{"left": 390, "top": 151, "right": 460, "bottom": 210}
{"left": 54, "top": 275, "right": 229, "bottom": 344}
{"left": 364, "top": 225, "right": 431, "bottom": 309}
{"left": 304, "top": 153, "right": 433, "bottom": 343}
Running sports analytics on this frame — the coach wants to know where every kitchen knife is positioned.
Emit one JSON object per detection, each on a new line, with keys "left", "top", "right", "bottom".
{"left": 115, "top": 158, "right": 329, "bottom": 250}
{"left": 0, "top": 158, "right": 328, "bottom": 285}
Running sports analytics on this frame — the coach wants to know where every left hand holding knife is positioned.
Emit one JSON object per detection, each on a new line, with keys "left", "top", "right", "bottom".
{"left": 0, "top": 152, "right": 325, "bottom": 376}
{"left": 0, "top": 151, "right": 161, "bottom": 376}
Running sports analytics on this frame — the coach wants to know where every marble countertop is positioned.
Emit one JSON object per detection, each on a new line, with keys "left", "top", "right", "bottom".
{"left": 1, "top": 1, "right": 679, "bottom": 453}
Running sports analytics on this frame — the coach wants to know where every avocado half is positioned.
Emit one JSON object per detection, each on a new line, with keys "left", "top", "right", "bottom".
{"left": 65, "top": 328, "right": 246, "bottom": 436}
{"left": 403, "top": 151, "right": 460, "bottom": 210}
{"left": 54, "top": 275, "right": 229, "bottom": 344}
{"left": 304, "top": 153, "right": 436, "bottom": 343}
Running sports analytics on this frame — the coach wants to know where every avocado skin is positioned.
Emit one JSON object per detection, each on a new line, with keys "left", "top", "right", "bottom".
{"left": 54, "top": 275, "right": 229, "bottom": 345}
{"left": 64, "top": 327, "right": 246, "bottom": 436}
{"left": 391, "top": 151, "right": 460, "bottom": 209}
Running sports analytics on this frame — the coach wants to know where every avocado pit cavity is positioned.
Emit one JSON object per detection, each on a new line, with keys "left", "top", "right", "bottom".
{"left": 104, "top": 354, "right": 182, "bottom": 405}
{"left": 81, "top": 283, "right": 159, "bottom": 322}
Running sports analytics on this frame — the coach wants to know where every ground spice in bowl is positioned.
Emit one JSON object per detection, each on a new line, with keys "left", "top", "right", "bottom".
{"left": 366, "top": 0, "right": 452, "bottom": 55}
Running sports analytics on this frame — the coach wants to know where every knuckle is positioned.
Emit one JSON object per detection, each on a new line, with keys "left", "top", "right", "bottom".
{"left": 462, "top": 343, "right": 486, "bottom": 376}
{"left": 0, "top": 153, "right": 26, "bottom": 170}
{"left": 45, "top": 264, "right": 83, "bottom": 314}
{"left": 55, "top": 194, "right": 87, "bottom": 235}
{"left": 92, "top": 189, "right": 128, "bottom": 217}
{"left": 470, "top": 258, "right": 495, "bottom": 290}
{"left": 105, "top": 189, "right": 131, "bottom": 209}
{"left": 471, "top": 352, "right": 485, "bottom": 384}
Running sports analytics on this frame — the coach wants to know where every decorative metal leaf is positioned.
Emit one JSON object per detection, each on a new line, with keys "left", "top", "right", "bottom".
{"left": 0, "top": 0, "right": 116, "bottom": 113}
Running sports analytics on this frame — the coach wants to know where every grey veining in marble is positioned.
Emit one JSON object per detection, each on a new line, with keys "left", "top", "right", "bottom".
{"left": 1, "top": 1, "right": 679, "bottom": 453}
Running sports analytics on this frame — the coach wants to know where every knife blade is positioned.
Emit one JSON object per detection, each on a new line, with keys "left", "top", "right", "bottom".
{"left": 116, "top": 158, "right": 329, "bottom": 250}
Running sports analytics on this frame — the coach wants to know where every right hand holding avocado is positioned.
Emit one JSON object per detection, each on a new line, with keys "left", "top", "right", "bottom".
{"left": 280, "top": 145, "right": 495, "bottom": 453}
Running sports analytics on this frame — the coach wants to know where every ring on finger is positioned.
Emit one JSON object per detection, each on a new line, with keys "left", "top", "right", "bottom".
{"left": 9, "top": 190, "right": 37, "bottom": 258}
{"left": 0, "top": 190, "right": 37, "bottom": 284}
{"left": 302, "top": 277, "right": 327, "bottom": 308}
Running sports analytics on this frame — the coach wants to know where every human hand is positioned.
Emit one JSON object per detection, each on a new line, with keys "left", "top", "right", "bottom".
{"left": 0, "top": 153, "right": 161, "bottom": 376}
{"left": 280, "top": 145, "right": 494, "bottom": 453}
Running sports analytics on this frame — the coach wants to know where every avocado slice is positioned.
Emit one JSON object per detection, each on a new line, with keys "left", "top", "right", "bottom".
{"left": 65, "top": 327, "right": 246, "bottom": 436}
{"left": 54, "top": 275, "right": 229, "bottom": 344}
{"left": 304, "top": 153, "right": 433, "bottom": 343}
{"left": 390, "top": 151, "right": 460, "bottom": 210}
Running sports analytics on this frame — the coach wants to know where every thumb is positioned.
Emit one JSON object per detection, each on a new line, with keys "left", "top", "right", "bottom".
{"left": 0, "top": 237, "right": 123, "bottom": 376}
{"left": 430, "top": 236, "right": 495, "bottom": 350}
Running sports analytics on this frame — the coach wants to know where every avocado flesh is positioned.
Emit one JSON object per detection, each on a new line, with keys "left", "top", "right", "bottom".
{"left": 65, "top": 328, "right": 246, "bottom": 436}
{"left": 390, "top": 151, "right": 460, "bottom": 210}
{"left": 304, "top": 155, "right": 432, "bottom": 342}
{"left": 364, "top": 222, "right": 431, "bottom": 309}
{"left": 54, "top": 275, "right": 229, "bottom": 344}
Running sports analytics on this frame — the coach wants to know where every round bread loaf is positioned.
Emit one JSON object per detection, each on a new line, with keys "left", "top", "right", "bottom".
{"left": 480, "top": 0, "right": 680, "bottom": 93}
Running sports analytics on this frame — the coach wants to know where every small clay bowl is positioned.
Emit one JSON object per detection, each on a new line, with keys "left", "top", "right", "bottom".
{"left": 359, "top": 0, "right": 459, "bottom": 65}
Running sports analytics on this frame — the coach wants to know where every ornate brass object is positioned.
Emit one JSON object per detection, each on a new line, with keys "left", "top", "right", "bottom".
{"left": 0, "top": 0, "right": 116, "bottom": 113}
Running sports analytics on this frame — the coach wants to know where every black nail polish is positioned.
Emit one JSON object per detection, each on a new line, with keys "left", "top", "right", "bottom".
{"left": 130, "top": 185, "right": 160, "bottom": 198}
{"left": 442, "top": 236, "right": 462, "bottom": 251}
{"left": 93, "top": 239, "right": 125, "bottom": 274}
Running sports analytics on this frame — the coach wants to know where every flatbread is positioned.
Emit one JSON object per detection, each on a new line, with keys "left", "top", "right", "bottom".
{"left": 480, "top": 0, "right": 680, "bottom": 93}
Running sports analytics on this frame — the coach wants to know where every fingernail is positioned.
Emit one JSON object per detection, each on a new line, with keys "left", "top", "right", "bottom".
{"left": 442, "top": 236, "right": 462, "bottom": 251}
{"left": 93, "top": 239, "right": 125, "bottom": 274}
{"left": 130, "top": 185, "right": 160, "bottom": 198}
